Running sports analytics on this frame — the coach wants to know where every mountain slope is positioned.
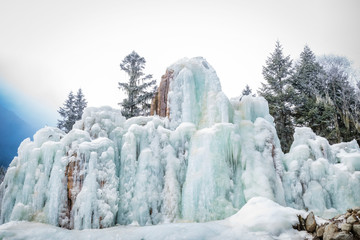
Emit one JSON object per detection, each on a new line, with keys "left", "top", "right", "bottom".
{"left": 0, "top": 103, "right": 35, "bottom": 167}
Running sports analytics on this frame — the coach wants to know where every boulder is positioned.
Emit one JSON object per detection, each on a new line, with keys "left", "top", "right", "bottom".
{"left": 324, "top": 223, "right": 339, "bottom": 240}
{"left": 353, "top": 224, "right": 360, "bottom": 236}
{"left": 317, "top": 225, "right": 325, "bottom": 237}
{"left": 332, "top": 232, "right": 354, "bottom": 240}
{"left": 305, "top": 212, "right": 317, "bottom": 233}
{"left": 341, "top": 223, "right": 352, "bottom": 232}
{"left": 347, "top": 215, "right": 357, "bottom": 224}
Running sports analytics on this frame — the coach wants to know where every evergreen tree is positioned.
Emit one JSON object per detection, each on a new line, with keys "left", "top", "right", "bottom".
{"left": 118, "top": 51, "right": 156, "bottom": 119}
{"left": 290, "top": 46, "right": 325, "bottom": 133}
{"left": 0, "top": 166, "right": 6, "bottom": 184}
{"left": 317, "top": 55, "right": 360, "bottom": 143}
{"left": 242, "top": 84, "right": 252, "bottom": 96}
{"left": 259, "top": 41, "right": 294, "bottom": 152}
{"left": 57, "top": 89, "right": 87, "bottom": 133}
{"left": 240, "top": 84, "right": 255, "bottom": 100}
{"left": 74, "top": 88, "right": 87, "bottom": 120}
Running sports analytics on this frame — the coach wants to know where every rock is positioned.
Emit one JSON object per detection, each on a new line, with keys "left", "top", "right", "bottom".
{"left": 345, "top": 212, "right": 352, "bottom": 218}
{"left": 334, "top": 214, "right": 343, "bottom": 219}
{"left": 324, "top": 223, "right": 339, "bottom": 240}
{"left": 150, "top": 69, "right": 173, "bottom": 117}
{"left": 347, "top": 215, "right": 357, "bottom": 224}
{"left": 305, "top": 212, "right": 317, "bottom": 233}
{"left": 332, "top": 232, "right": 354, "bottom": 240}
{"left": 353, "top": 207, "right": 360, "bottom": 213}
{"left": 317, "top": 225, "right": 325, "bottom": 237}
{"left": 353, "top": 224, "right": 360, "bottom": 236}
{"left": 347, "top": 209, "right": 353, "bottom": 213}
{"left": 294, "top": 215, "right": 306, "bottom": 231}
{"left": 341, "top": 223, "right": 352, "bottom": 232}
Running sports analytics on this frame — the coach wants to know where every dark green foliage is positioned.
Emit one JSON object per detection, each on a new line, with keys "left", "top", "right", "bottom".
{"left": 118, "top": 51, "right": 156, "bottom": 119}
{"left": 315, "top": 55, "right": 360, "bottom": 143}
{"left": 242, "top": 84, "right": 252, "bottom": 96}
{"left": 290, "top": 45, "right": 325, "bottom": 133}
{"left": 259, "top": 42, "right": 360, "bottom": 151}
{"left": 74, "top": 89, "right": 87, "bottom": 120}
{"left": 290, "top": 48, "right": 360, "bottom": 144}
{"left": 259, "top": 41, "right": 294, "bottom": 153}
{"left": 0, "top": 166, "right": 6, "bottom": 183}
{"left": 57, "top": 89, "right": 87, "bottom": 133}
{"left": 240, "top": 84, "right": 255, "bottom": 100}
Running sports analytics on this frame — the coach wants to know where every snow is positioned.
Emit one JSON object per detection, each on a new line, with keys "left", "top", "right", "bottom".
{"left": 0, "top": 197, "right": 312, "bottom": 240}
{"left": 0, "top": 57, "right": 359, "bottom": 235}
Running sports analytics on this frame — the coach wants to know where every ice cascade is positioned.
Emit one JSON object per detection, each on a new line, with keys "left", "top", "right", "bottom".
{"left": 0, "top": 57, "right": 359, "bottom": 229}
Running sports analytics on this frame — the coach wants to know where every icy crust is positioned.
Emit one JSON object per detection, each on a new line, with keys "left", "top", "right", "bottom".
{"left": 283, "top": 127, "right": 360, "bottom": 218}
{"left": 0, "top": 197, "right": 313, "bottom": 240}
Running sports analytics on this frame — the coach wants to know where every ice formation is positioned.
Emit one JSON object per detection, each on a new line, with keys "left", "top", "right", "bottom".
{"left": 283, "top": 127, "right": 360, "bottom": 218}
{"left": 0, "top": 57, "right": 359, "bottom": 230}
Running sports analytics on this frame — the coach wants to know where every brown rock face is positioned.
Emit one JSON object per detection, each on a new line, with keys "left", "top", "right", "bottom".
{"left": 150, "top": 69, "right": 173, "bottom": 117}
{"left": 60, "top": 152, "right": 85, "bottom": 229}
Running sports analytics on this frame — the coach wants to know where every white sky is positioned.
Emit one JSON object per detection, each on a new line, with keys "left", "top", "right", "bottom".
{"left": 1, "top": 0, "right": 360, "bottom": 125}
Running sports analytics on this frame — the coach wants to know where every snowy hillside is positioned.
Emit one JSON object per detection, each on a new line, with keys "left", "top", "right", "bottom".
{"left": 0, "top": 57, "right": 359, "bottom": 237}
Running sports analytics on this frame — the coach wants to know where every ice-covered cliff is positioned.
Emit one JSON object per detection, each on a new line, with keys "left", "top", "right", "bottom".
{"left": 0, "top": 57, "right": 359, "bottom": 230}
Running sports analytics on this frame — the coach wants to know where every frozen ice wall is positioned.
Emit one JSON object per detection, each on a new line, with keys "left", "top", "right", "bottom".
{"left": 0, "top": 57, "right": 359, "bottom": 229}
{"left": 283, "top": 127, "right": 360, "bottom": 218}
{"left": 0, "top": 107, "right": 123, "bottom": 229}
{"left": 166, "top": 57, "right": 233, "bottom": 129}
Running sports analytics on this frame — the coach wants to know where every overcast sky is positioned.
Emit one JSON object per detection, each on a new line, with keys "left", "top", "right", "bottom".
{"left": 1, "top": 0, "right": 360, "bottom": 126}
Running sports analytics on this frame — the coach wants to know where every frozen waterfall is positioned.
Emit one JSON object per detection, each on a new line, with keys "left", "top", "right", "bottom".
{"left": 0, "top": 57, "right": 359, "bottom": 229}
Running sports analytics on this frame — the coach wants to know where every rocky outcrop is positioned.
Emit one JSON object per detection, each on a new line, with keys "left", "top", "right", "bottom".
{"left": 150, "top": 69, "right": 173, "bottom": 117}
{"left": 294, "top": 208, "right": 360, "bottom": 240}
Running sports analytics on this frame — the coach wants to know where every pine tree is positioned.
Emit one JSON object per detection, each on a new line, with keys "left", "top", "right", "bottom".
{"left": 74, "top": 88, "right": 87, "bottom": 120}
{"left": 259, "top": 41, "right": 294, "bottom": 152}
{"left": 317, "top": 55, "right": 360, "bottom": 143}
{"left": 0, "top": 166, "right": 6, "bottom": 184}
{"left": 242, "top": 84, "right": 252, "bottom": 96}
{"left": 118, "top": 51, "right": 156, "bottom": 119}
{"left": 57, "top": 89, "right": 87, "bottom": 133}
{"left": 290, "top": 46, "right": 326, "bottom": 136}
{"left": 240, "top": 84, "right": 255, "bottom": 100}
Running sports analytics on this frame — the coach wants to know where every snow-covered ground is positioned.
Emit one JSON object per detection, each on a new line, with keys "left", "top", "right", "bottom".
{"left": 0, "top": 197, "right": 312, "bottom": 240}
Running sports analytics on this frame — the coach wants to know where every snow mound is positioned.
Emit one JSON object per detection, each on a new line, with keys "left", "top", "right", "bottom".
{"left": 0, "top": 197, "right": 312, "bottom": 240}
